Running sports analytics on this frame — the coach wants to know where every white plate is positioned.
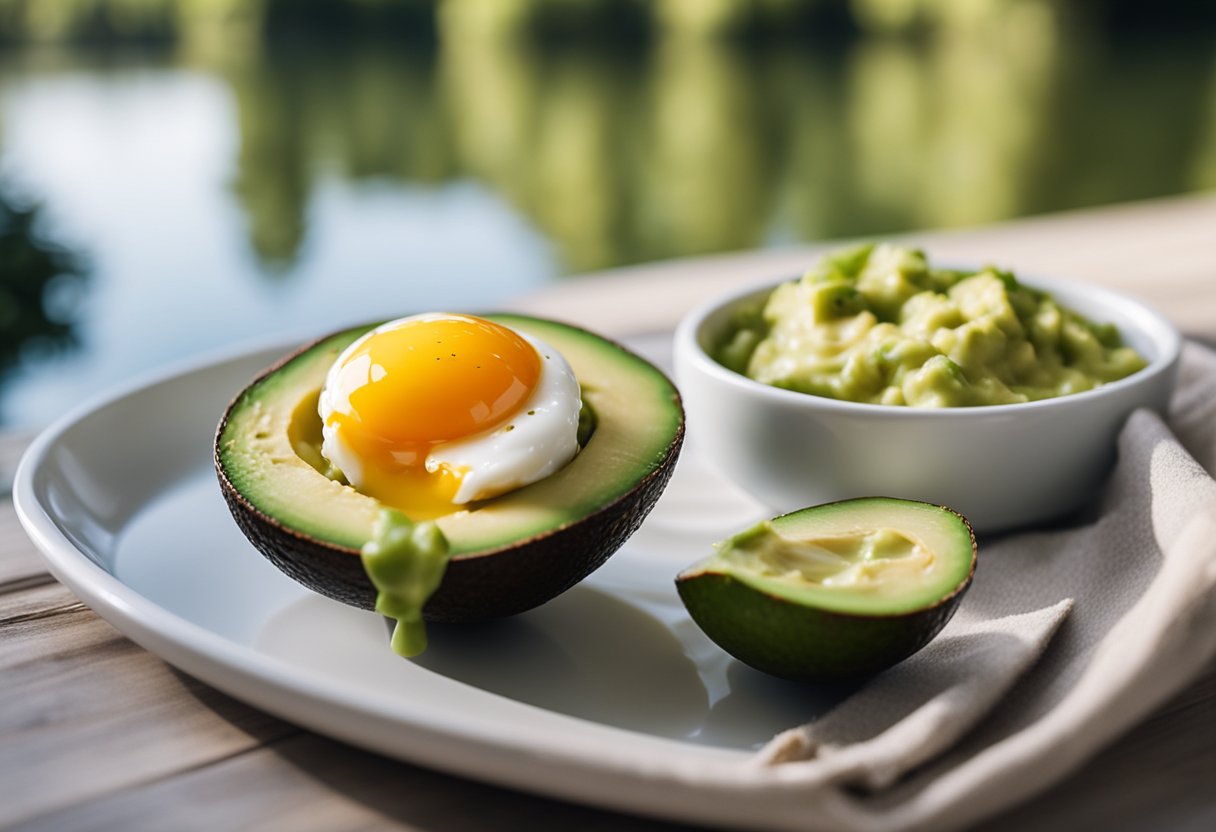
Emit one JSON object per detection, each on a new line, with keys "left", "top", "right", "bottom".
{"left": 13, "top": 336, "right": 856, "bottom": 830}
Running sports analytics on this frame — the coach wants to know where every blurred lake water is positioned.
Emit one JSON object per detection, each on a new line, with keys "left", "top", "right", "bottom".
{"left": 1, "top": 0, "right": 1213, "bottom": 426}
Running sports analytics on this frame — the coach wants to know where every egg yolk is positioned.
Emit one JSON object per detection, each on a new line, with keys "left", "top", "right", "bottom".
{"left": 324, "top": 314, "right": 541, "bottom": 518}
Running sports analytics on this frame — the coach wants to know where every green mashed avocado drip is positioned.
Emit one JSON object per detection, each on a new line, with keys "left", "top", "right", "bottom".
{"left": 715, "top": 243, "right": 1148, "bottom": 407}
{"left": 360, "top": 508, "right": 451, "bottom": 657}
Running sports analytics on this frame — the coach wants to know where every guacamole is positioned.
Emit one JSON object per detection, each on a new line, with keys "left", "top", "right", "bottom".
{"left": 361, "top": 508, "right": 450, "bottom": 657}
{"left": 716, "top": 244, "right": 1147, "bottom": 407}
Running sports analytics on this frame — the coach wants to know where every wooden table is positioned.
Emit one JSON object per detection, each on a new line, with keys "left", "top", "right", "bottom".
{"left": 4, "top": 194, "right": 1215, "bottom": 831}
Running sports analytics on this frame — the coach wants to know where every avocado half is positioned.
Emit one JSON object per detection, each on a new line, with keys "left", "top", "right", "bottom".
{"left": 676, "top": 498, "right": 976, "bottom": 681}
{"left": 215, "top": 314, "right": 684, "bottom": 623}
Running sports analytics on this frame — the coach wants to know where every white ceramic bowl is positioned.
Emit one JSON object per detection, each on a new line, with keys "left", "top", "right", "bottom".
{"left": 673, "top": 275, "right": 1182, "bottom": 532}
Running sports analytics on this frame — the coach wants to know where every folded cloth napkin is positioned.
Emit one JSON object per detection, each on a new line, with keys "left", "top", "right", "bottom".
{"left": 744, "top": 342, "right": 1216, "bottom": 831}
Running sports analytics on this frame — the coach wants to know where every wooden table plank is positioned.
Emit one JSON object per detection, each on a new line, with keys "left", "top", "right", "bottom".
{"left": 20, "top": 733, "right": 703, "bottom": 832}
{"left": 0, "top": 431, "right": 45, "bottom": 589}
{"left": 0, "top": 581, "right": 299, "bottom": 826}
{"left": 0, "top": 501, "right": 54, "bottom": 590}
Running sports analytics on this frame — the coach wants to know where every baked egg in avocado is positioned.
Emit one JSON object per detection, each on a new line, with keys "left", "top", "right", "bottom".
{"left": 215, "top": 313, "right": 684, "bottom": 655}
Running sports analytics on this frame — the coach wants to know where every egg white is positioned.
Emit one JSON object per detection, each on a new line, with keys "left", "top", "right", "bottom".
{"left": 318, "top": 317, "right": 582, "bottom": 508}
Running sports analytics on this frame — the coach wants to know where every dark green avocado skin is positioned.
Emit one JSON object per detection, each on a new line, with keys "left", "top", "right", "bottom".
{"left": 217, "top": 420, "right": 683, "bottom": 624}
{"left": 675, "top": 571, "right": 970, "bottom": 681}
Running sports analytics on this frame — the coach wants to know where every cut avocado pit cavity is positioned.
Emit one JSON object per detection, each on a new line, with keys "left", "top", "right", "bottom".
{"left": 676, "top": 497, "right": 977, "bottom": 681}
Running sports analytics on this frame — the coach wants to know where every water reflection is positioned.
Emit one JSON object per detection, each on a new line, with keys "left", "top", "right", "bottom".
{"left": 0, "top": 189, "right": 86, "bottom": 373}
{"left": 229, "top": 51, "right": 311, "bottom": 269}
{"left": 7, "top": 3, "right": 1207, "bottom": 277}
{"left": 443, "top": 40, "right": 650, "bottom": 271}
{"left": 206, "top": 6, "right": 1216, "bottom": 274}
{"left": 839, "top": 8, "right": 1062, "bottom": 231}
{"left": 643, "top": 40, "right": 778, "bottom": 258}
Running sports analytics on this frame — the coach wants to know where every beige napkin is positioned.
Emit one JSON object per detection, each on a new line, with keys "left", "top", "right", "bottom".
{"left": 745, "top": 342, "right": 1216, "bottom": 831}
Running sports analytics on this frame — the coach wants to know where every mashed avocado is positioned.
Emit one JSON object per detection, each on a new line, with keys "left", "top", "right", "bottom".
{"left": 361, "top": 509, "right": 450, "bottom": 657}
{"left": 716, "top": 244, "right": 1147, "bottom": 407}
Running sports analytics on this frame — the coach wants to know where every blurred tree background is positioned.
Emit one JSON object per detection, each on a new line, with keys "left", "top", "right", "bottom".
{"left": 0, "top": 0, "right": 1212, "bottom": 424}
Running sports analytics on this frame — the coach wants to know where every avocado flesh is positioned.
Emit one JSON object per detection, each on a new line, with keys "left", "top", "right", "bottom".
{"left": 216, "top": 314, "right": 684, "bottom": 621}
{"left": 713, "top": 498, "right": 975, "bottom": 615}
{"left": 676, "top": 498, "right": 976, "bottom": 680}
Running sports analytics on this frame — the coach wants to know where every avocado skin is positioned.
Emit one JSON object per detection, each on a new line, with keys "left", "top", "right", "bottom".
{"left": 218, "top": 426, "right": 682, "bottom": 622}
{"left": 675, "top": 569, "right": 970, "bottom": 681}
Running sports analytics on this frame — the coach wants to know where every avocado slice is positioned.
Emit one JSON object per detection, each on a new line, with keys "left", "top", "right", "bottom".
{"left": 216, "top": 314, "right": 684, "bottom": 623}
{"left": 676, "top": 498, "right": 976, "bottom": 681}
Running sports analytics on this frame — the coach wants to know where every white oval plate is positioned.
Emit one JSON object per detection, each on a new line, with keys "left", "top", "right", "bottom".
{"left": 13, "top": 336, "right": 855, "bottom": 830}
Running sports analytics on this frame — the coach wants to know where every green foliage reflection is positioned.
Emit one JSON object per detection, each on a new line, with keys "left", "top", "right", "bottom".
{"left": 0, "top": 191, "right": 87, "bottom": 372}
{"left": 1, "top": 0, "right": 1214, "bottom": 275}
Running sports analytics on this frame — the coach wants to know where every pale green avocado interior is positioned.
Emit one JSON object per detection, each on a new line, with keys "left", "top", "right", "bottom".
{"left": 692, "top": 498, "right": 974, "bottom": 615}
{"left": 217, "top": 314, "right": 682, "bottom": 556}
